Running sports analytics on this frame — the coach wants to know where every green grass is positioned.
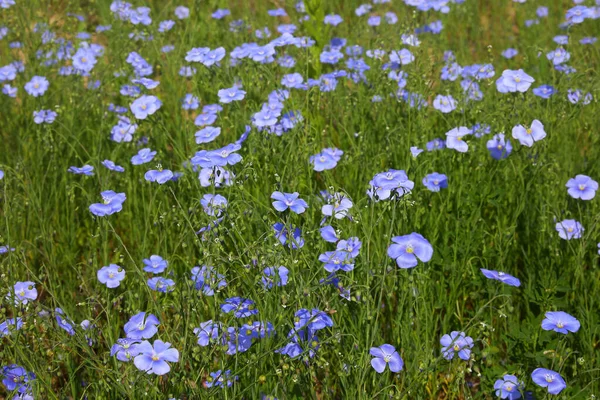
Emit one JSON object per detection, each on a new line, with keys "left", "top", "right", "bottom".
{"left": 1, "top": 0, "right": 600, "bottom": 399}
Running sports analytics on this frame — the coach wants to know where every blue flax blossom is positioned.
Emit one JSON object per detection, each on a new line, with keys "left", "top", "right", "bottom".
{"left": 191, "top": 266, "right": 226, "bottom": 295}
{"left": 487, "top": 134, "right": 513, "bottom": 160}
{"left": 68, "top": 165, "right": 94, "bottom": 176}
{"left": 319, "top": 250, "right": 354, "bottom": 272}
{"left": 24, "top": 76, "right": 49, "bottom": 96}
{"left": 440, "top": 331, "right": 474, "bottom": 360}
{"left": 445, "top": 127, "right": 471, "bottom": 153}
{"left": 134, "top": 340, "right": 179, "bottom": 375}
{"left": 145, "top": 168, "right": 174, "bottom": 184}
{"left": 124, "top": 312, "right": 160, "bottom": 340}
{"left": 271, "top": 191, "right": 308, "bottom": 214}
{"left": 195, "top": 126, "right": 221, "bottom": 144}
{"left": 221, "top": 297, "right": 258, "bottom": 318}
{"left": 388, "top": 233, "right": 433, "bottom": 268}
{"left": 320, "top": 226, "right": 339, "bottom": 243}
{"left": 531, "top": 368, "right": 566, "bottom": 395}
{"left": 276, "top": 329, "right": 320, "bottom": 359}
{"left": 11, "top": 281, "right": 37, "bottom": 305}
{"left": 511, "top": 120, "right": 546, "bottom": 147}
{"left": 566, "top": 175, "right": 597, "bottom": 200}
{"left": 433, "top": 95, "right": 457, "bottom": 113}
{"left": 102, "top": 160, "right": 125, "bottom": 172}
{"left": 294, "top": 308, "right": 333, "bottom": 334}
{"left": 427, "top": 138, "right": 446, "bottom": 151}
{"left": 494, "top": 375, "right": 523, "bottom": 400}
{"left": 422, "top": 173, "right": 448, "bottom": 192}
{"left": 502, "top": 48, "right": 518, "bottom": 59}
{"left": 480, "top": 269, "right": 520, "bottom": 287}
{"left": 201, "top": 194, "right": 228, "bottom": 217}
{"left": 533, "top": 85, "right": 556, "bottom": 99}
{"left": 205, "top": 370, "right": 236, "bottom": 388}
{"left": 337, "top": 237, "right": 362, "bottom": 258}
{"left": 147, "top": 277, "right": 175, "bottom": 293}
{"left": 496, "top": 69, "right": 534, "bottom": 93}
{"left": 322, "top": 193, "right": 352, "bottom": 219}
{"left": 0, "top": 317, "right": 23, "bottom": 337}
{"left": 1, "top": 364, "right": 35, "bottom": 396}
{"left": 310, "top": 148, "right": 343, "bottom": 171}
{"left": 55, "top": 308, "right": 75, "bottom": 335}
{"left": 89, "top": 190, "right": 126, "bottom": 216}
{"left": 208, "top": 144, "right": 242, "bottom": 166}
{"left": 195, "top": 113, "right": 217, "bottom": 127}
{"left": 370, "top": 344, "right": 403, "bottom": 373}
{"left": 555, "top": 219, "right": 583, "bottom": 240}
{"left": 193, "top": 320, "right": 220, "bottom": 346}
{"left": 131, "top": 148, "right": 157, "bottom": 165}
{"left": 198, "top": 166, "right": 234, "bottom": 187}
{"left": 143, "top": 255, "right": 167, "bottom": 273}
{"left": 218, "top": 86, "right": 246, "bottom": 103}
{"left": 130, "top": 95, "right": 162, "bottom": 119}
{"left": 97, "top": 264, "right": 126, "bottom": 288}
{"left": 368, "top": 169, "right": 414, "bottom": 200}
{"left": 273, "top": 223, "right": 304, "bottom": 248}
{"left": 111, "top": 338, "right": 141, "bottom": 362}
{"left": 261, "top": 266, "right": 289, "bottom": 289}
{"left": 33, "top": 109, "right": 57, "bottom": 124}
{"left": 541, "top": 311, "right": 580, "bottom": 334}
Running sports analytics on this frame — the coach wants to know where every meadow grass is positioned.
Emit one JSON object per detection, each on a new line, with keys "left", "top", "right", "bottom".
{"left": 1, "top": 0, "right": 600, "bottom": 399}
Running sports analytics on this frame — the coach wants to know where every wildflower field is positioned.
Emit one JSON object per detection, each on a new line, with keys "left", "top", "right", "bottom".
{"left": 1, "top": 0, "right": 600, "bottom": 398}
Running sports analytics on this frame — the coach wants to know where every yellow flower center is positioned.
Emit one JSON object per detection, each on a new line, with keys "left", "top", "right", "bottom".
{"left": 578, "top": 184, "right": 585, "bottom": 191}
{"left": 514, "top": 77, "right": 521, "bottom": 83}
{"left": 152, "top": 355, "right": 159, "bottom": 361}
{"left": 526, "top": 128, "right": 532, "bottom": 135}
{"left": 406, "top": 245, "right": 414, "bottom": 254}
{"left": 141, "top": 104, "right": 147, "bottom": 110}
{"left": 497, "top": 145, "right": 503, "bottom": 150}
{"left": 556, "top": 321, "right": 564, "bottom": 328}
{"left": 545, "top": 374, "right": 554, "bottom": 383}
{"left": 81, "top": 57, "right": 87, "bottom": 63}
{"left": 453, "top": 344, "right": 460, "bottom": 351}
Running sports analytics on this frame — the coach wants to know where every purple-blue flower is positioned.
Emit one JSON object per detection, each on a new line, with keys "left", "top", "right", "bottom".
{"left": 12, "top": 281, "right": 37, "bottom": 305}
{"left": 131, "top": 148, "right": 157, "bottom": 165}
{"left": 566, "top": 175, "right": 597, "bottom": 200}
{"left": 555, "top": 219, "right": 583, "bottom": 240}
{"left": 143, "top": 255, "right": 168, "bottom": 273}
{"left": 388, "top": 233, "right": 434, "bottom": 269}
{"left": 110, "top": 338, "right": 141, "bottom": 362}
{"left": 271, "top": 191, "right": 308, "bottom": 214}
{"left": 97, "top": 264, "right": 126, "bottom": 288}
{"left": 541, "top": 311, "right": 580, "bottom": 334}
{"left": 102, "top": 160, "right": 125, "bottom": 172}
{"left": 533, "top": 85, "right": 556, "bottom": 99}
{"left": 130, "top": 95, "right": 162, "bottom": 119}
{"left": 133, "top": 340, "right": 179, "bottom": 375}
{"left": 480, "top": 269, "right": 520, "bottom": 287}
{"left": 445, "top": 127, "right": 471, "bottom": 153}
{"left": 511, "top": 120, "right": 546, "bottom": 147}
{"left": 487, "top": 134, "right": 513, "bottom": 160}
{"left": 494, "top": 375, "right": 523, "bottom": 400}
{"left": 144, "top": 169, "right": 174, "bottom": 184}
{"left": 201, "top": 194, "right": 228, "bottom": 217}
{"left": 261, "top": 266, "right": 289, "bottom": 289}
{"left": 433, "top": 95, "right": 457, "bottom": 113}
{"left": 195, "top": 126, "right": 221, "bottom": 144}
{"left": 369, "top": 344, "right": 403, "bottom": 373}
{"left": 124, "top": 312, "right": 160, "bottom": 340}
{"left": 496, "top": 69, "right": 534, "bottom": 93}
{"left": 68, "top": 165, "right": 94, "bottom": 176}
{"left": 218, "top": 87, "right": 246, "bottom": 104}
{"left": 24, "top": 76, "right": 49, "bottom": 97}
{"left": 147, "top": 277, "right": 175, "bottom": 293}
{"left": 89, "top": 190, "right": 126, "bottom": 216}
{"left": 422, "top": 173, "right": 448, "bottom": 192}
{"left": 531, "top": 368, "right": 566, "bottom": 395}
{"left": 440, "top": 331, "right": 473, "bottom": 360}
{"left": 221, "top": 297, "right": 258, "bottom": 318}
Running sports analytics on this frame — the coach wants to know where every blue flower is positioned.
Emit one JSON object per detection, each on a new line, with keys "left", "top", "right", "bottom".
{"left": 97, "top": 264, "right": 125, "bottom": 288}
{"left": 68, "top": 165, "right": 94, "bottom": 176}
{"left": 511, "top": 120, "right": 546, "bottom": 147}
{"left": 147, "top": 277, "right": 175, "bottom": 293}
{"left": 72, "top": 48, "right": 97, "bottom": 72}
{"left": 369, "top": 169, "right": 414, "bottom": 200}
{"left": 12, "top": 281, "right": 37, "bottom": 305}
{"left": 271, "top": 191, "right": 308, "bottom": 214}
{"left": 493, "top": 374, "right": 523, "bottom": 400}
{"left": 337, "top": 237, "right": 362, "bottom": 258}
{"left": 440, "top": 331, "right": 473, "bottom": 360}
{"left": 193, "top": 321, "right": 220, "bottom": 346}
{"left": 480, "top": 269, "right": 520, "bottom": 287}
{"left": 201, "top": 194, "right": 228, "bottom": 216}
{"left": 102, "top": 160, "right": 125, "bottom": 172}
{"left": 541, "top": 311, "right": 580, "bottom": 334}
{"left": 387, "top": 233, "right": 433, "bottom": 269}
{"left": 205, "top": 370, "right": 236, "bottom": 388}
{"left": 110, "top": 338, "right": 141, "bottom": 362}
{"left": 321, "top": 193, "right": 352, "bottom": 219}
{"left": 221, "top": 297, "right": 258, "bottom": 318}
{"left": 261, "top": 266, "right": 289, "bottom": 289}
{"left": 131, "top": 148, "right": 157, "bottom": 165}
{"left": 194, "top": 112, "right": 217, "bottom": 126}
{"left": 487, "top": 134, "right": 513, "bottom": 160}
{"left": 310, "top": 148, "right": 343, "bottom": 171}
{"left": 319, "top": 250, "right": 354, "bottom": 272}
{"left": 1, "top": 364, "right": 35, "bottom": 395}
{"left": 33, "top": 109, "right": 57, "bottom": 124}
{"left": 182, "top": 94, "right": 199, "bottom": 110}
{"left": 531, "top": 368, "right": 566, "bottom": 395}
{"left": 422, "top": 173, "right": 448, "bottom": 192}
{"left": 370, "top": 344, "right": 403, "bottom": 373}
{"left": 24, "top": 76, "right": 49, "bottom": 97}
{"left": 218, "top": 87, "right": 246, "bottom": 103}
{"left": 130, "top": 95, "right": 162, "bottom": 119}
{"left": 502, "top": 48, "right": 518, "bottom": 59}
{"left": 195, "top": 126, "right": 221, "bottom": 144}
{"left": 144, "top": 169, "right": 174, "bottom": 184}
{"left": 433, "top": 95, "right": 457, "bottom": 113}
{"left": 191, "top": 266, "right": 226, "bottom": 295}
{"left": 0, "top": 317, "right": 23, "bottom": 337}
{"left": 89, "top": 190, "right": 126, "bottom": 216}
{"left": 174, "top": 6, "right": 189, "bottom": 19}
{"left": 294, "top": 308, "right": 333, "bottom": 331}
{"left": 496, "top": 69, "right": 534, "bottom": 93}
{"left": 566, "top": 175, "right": 597, "bottom": 200}
{"left": 273, "top": 223, "right": 304, "bottom": 248}
{"left": 532, "top": 85, "right": 556, "bottom": 99}
{"left": 143, "top": 255, "right": 168, "bottom": 273}
{"left": 55, "top": 308, "right": 75, "bottom": 335}
{"left": 445, "top": 127, "right": 471, "bottom": 153}
{"left": 133, "top": 340, "right": 179, "bottom": 375}
{"left": 124, "top": 312, "right": 160, "bottom": 340}
{"left": 555, "top": 219, "right": 583, "bottom": 240}
{"left": 426, "top": 138, "right": 446, "bottom": 151}
{"left": 207, "top": 144, "right": 242, "bottom": 166}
